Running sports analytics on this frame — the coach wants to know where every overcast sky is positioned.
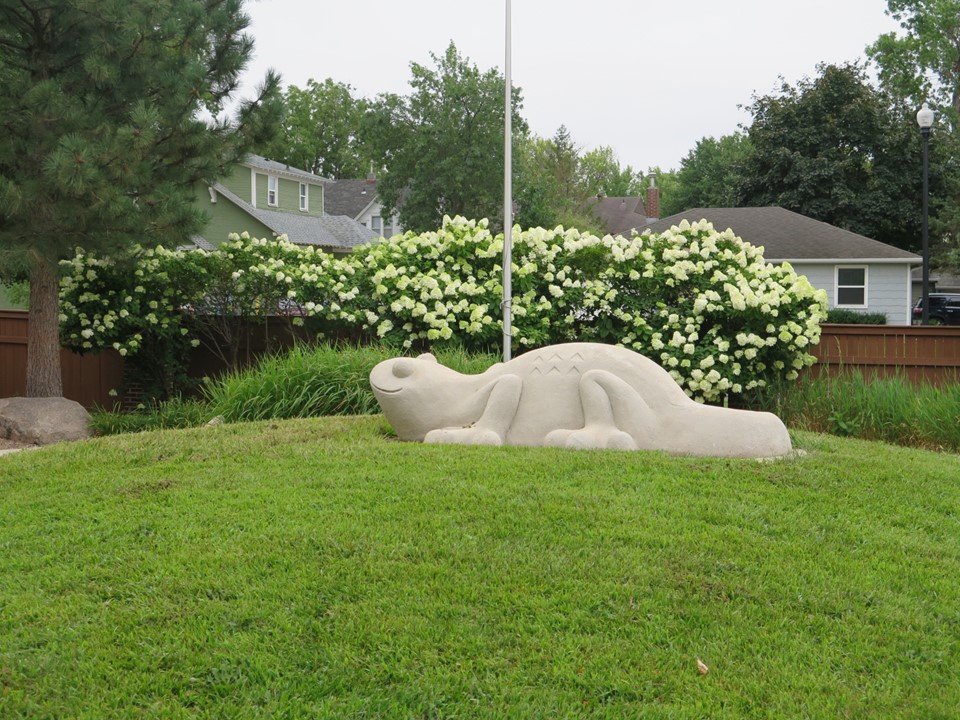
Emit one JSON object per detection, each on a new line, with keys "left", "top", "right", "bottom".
{"left": 240, "top": 0, "right": 900, "bottom": 172}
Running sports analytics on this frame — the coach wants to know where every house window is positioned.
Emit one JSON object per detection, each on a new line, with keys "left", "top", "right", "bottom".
{"left": 835, "top": 266, "right": 868, "bottom": 308}
{"left": 267, "top": 176, "right": 278, "bottom": 206}
{"left": 299, "top": 182, "right": 308, "bottom": 212}
{"left": 370, "top": 215, "right": 383, "bottom": 235}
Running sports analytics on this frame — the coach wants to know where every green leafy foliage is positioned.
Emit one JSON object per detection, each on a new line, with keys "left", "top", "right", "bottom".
{"left": 90, "top": 344, "right": 499, "bottom": 434}
{"left": 0, "top": 0, "right": 280, "bottom": 269}
{"left": 89, "top": 397, "right": 212, "bottom": 436}
{"left": 578, "top": 146, "right": 644, "bottom": 198}
{"left": 0, "top": 0, "right": 281, "bottom": 394}
{"left": 205, "top": 344, "right": 499, "bottom": 424}
{"left": 661, "top": 134, "right": 752, "bottom": 216}
{"left": 738, "top": 63, "right": 938, "bottom": 252}
{"left": 263, "top": 79, "right": 370, "bottom": 178}
{"left": 868, "top": 0, "right": 960, "bottom": 118}
{"left": 363, "top": 43, "right": 527, "bottom": 232}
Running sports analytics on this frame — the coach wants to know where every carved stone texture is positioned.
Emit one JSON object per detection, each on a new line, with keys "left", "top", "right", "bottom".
{"left": 369, "top": 342, "right": 793, "bottom": 459}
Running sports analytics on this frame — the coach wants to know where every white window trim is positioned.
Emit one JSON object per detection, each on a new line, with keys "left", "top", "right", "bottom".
{"left": 250, "top": 168, "right": 257, "bottom": 208}
{"left": 835, "top": 265, "right": 869, "bottom": 309}
{"left": 905, "top": 264, "right": 913, "bottom": 325}
{"left": 267, "top": 175, "right": 279, "bottom": 207}
{"left": 299, "top": 182, "right": 308, "bottom": 212}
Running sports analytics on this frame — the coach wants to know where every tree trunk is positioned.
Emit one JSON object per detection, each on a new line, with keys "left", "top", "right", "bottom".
{"left": 25, "top": 253, "right": 63, "bottom": 397}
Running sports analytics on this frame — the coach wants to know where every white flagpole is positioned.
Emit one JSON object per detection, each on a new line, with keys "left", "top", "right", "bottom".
{"left": 502, "top": 0, "right": 513, "bottom": 362}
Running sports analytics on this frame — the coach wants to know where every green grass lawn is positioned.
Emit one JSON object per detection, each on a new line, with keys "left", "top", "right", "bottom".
{"left": 1, "top": 418, "right": 958, "bottom": 718}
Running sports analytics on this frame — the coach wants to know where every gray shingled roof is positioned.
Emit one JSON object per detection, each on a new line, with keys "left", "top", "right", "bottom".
{"left": 585, "top": 196, "right": 650, "bottom": 235}
{"left": 244, "top": 154, "right": 329, "bottom": 185}
{"left": 645, "top": 207, "right": 920, "bottom": 261}
{"left": 324, "top": 179, "right": 379, "bottom": 219}
{"left": 212, "top": 183, "right": 377, "bottom": 249}
{"left": 913, "top": 266, "right": 960, "bottom": 290}
{"left": 181, "top": 235, "right": 216, "bottom": 251}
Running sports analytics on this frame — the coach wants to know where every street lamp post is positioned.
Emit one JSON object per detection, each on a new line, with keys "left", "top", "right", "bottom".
{"left": 502, "top": 0, "right": 513, "bottom": 361}
{"left": 917, "top": 102, "right": 934, "bottom": 325}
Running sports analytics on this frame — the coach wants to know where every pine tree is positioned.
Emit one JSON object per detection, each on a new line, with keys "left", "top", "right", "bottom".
{"left": 0, "top": 0, "right": 280, "bottom": 397}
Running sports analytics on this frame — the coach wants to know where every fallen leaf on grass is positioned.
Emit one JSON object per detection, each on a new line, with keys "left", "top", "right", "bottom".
{"left": 696, "top": 658, "right": 709, "bottom": 675}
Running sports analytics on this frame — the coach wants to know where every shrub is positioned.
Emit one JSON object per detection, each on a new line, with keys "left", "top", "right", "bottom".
{"left": 59, "top": 245, "right": 203, "bottom": 400}
{"left": 61, "top": 217, "right": 829, "bottom": 403}
{"left": 826, "top": 308, "right": 887, "bottom": 325}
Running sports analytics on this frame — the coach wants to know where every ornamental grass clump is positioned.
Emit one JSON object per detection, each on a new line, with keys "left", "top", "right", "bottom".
{"left": 60, "top": 217, "right": 828, "bottom": 404}
{"left": 204, "top": 343, "right": 499, "bottom": 423}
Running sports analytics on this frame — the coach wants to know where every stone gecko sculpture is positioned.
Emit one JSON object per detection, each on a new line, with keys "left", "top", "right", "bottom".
{"left": 369, "top": 342, "right": 792, "bottom": 458}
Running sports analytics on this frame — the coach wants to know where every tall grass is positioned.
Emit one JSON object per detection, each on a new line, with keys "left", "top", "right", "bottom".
{"left": 205, "top": 343, "right": 498, "bottom": 423}
{"left": 756, "top": 370, "right": 960, "bottom": 452}
{"left": 89, "top": 397, "right": 212, "bottom": 436}
{"left": 92, "top": 343, "right": 500, "bottom": 434}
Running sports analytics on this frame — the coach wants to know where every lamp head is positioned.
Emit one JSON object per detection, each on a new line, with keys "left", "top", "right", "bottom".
{"left": 917, "top": 103, "right": 935, "bottom": 129}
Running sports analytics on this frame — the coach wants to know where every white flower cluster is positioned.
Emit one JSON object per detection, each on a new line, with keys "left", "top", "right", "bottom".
{"left": 60, "top": 218, "right": 827, "bottom": 403}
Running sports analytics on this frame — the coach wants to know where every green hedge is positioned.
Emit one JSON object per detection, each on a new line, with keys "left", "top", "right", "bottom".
{"left": 825, "top": 309, "right": 887, "bottom": 325}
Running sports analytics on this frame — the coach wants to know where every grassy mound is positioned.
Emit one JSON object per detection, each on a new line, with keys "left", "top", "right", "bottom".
{"left": 1, "top": 418, "right": 958, "bottom": 717}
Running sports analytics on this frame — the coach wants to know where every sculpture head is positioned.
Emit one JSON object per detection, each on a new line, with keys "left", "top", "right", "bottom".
{"left": 369, "top": 352, "right": 461, "bottom": 440}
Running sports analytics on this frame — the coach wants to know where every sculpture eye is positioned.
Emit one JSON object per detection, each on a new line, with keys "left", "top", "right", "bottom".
{"left": 393, "top": 360, "right": 414, "bottom": 379}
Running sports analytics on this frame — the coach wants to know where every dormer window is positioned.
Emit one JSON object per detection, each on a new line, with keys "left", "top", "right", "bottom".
{"left": 299, "top": 182, "right": 308, "bottom": 212}
{"left": 267, "top": 176, "right": 278, "bottom": 206}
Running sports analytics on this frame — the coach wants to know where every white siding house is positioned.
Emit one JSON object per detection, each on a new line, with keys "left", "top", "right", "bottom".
{"left": 646, "top": 207, "right": 921, "bottom": 325}
{"left": 788, "top": 262, "right": 914, "bottom": 325}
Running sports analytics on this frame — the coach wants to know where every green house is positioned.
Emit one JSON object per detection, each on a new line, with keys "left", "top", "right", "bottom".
{"left": 188, "top": 155, "right": 377, "bottom": 255}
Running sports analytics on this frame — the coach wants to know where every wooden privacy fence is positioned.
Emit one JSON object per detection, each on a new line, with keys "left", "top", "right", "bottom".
{"left": 4, "top": 310, "right": 960, "bottom": 410}
{"left": 811, "top": 324, "right": 960, "bottom": 385}
{"left": 0, "top": 311, "right": 124, "bottom": 408}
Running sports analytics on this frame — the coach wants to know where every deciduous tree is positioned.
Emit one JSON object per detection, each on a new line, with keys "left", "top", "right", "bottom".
{"left": 868, "top": 0, "right": 960, "bottom": 118}
{"left": 264, "top": 78, "right": 369, "bottom": 178}
{"left": 363, "top": 43, "right": 526, "bottom": 233}
{"left": 737, "top": 63, "right": 934, "bottom": 251}
{"left": 661, "top": 134, "right": 751, "bottom": 216}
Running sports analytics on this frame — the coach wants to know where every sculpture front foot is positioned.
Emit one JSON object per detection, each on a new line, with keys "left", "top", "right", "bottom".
{"left": 424, "top": 426, "right": 504, "bottom": 446}
{"left": 545, "top": 427, "right": 637, "bottom": 451}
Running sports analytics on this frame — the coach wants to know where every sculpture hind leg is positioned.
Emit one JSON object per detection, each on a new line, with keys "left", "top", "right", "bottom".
{"left": 545, "top": 369, "right": 657, "bottom": 450}
{"left": 424, "top": 374, "right": 522, "bottom": 446}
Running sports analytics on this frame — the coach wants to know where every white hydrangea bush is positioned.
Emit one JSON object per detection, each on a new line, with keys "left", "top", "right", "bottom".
{"left": 60, "top": 243, "right": 197, "bottom": 358}
{"left": 339, "top": 216, "right": 827, "bottom": 402}
{"left": 569, "top": 219, "right": 829, "bottom": 401}
{"left": 337, "top": 217, "right": 573, "bottom": 349}
{"left": 60, "top": 218, "right": 828, "bottom": 403}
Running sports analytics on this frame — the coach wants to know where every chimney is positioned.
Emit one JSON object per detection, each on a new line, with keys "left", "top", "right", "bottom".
{"left": 366, "top": 161, "right": 376, "bottom": 184}
{"left": 645, "top": 175, "right": 660, "bottom": 220}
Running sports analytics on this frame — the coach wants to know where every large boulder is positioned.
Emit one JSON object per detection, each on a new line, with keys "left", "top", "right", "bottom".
{"left": 0, "top": 397, "right": 92, "bottom": 446}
